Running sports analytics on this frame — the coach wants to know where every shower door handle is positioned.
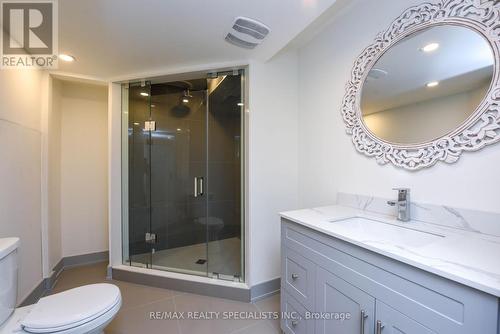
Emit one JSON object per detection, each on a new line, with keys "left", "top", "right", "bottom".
{"left": 194, "top": 177, "right": 198, "bottom": 197}
{"left": 194, "top": 177, "right": 204, "bottom": 197}
{"left": 198, "top": 177, "right": 204, "bottom": 196}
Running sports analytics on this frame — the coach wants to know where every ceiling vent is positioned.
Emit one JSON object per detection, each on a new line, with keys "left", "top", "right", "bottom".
{"left": 225, "top": 17, "right": 270, "bottom": 49}
{"left": 366, "top": 68, "right": 388, "bottom": 81}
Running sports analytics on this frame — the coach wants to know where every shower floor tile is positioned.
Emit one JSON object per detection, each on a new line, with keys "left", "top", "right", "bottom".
{"left": 131, "top": 237, "right": 242, "bottom": 278}
{"left": 48, "top": 262, "right": 281, "bottom": 334}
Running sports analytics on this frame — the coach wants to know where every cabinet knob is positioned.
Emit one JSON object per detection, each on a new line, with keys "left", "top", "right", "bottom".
{"left": 291, "top": 273, "right": 299, "bottom": 280}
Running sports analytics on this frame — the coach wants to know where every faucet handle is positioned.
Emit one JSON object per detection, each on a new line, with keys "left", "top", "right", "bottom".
{"left": 392, "top": 188, "right": 409, "bottom": 200}
{"left": 391, "top": 188, "right": 410, "bottom": 203}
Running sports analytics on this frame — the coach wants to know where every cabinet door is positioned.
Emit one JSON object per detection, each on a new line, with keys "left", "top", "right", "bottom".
{"left": 375, "top": 301, "right": 435, "bottom": 334}
{"left": 316, "top": 267, "right": 375, "bottom": 334}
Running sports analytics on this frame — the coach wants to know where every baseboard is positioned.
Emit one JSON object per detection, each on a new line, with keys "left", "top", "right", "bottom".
{"left": 62, "top": 251, "right": 109, "bottom": 269}
{"left": 21, "top": 252, "right": 280, "bottom": 306}
{"left": 250, "top": 278, "right": 281, "bottom": 302}
{"left": 19, "top": 279, "right": 46, "bottom": 307}
{"left": 44, "top": 258, "right": 64, "bottom": 290}
{"left": 19, "top": 251, "right": 109, "bottom": 306}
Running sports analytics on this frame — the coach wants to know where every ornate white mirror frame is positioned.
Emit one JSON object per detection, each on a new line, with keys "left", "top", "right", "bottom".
{"left": 341, "top": 0, "right": 500, "bottom": 170}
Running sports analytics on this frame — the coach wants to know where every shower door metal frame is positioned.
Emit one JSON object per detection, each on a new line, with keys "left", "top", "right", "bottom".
{"left": 121, "top": 67, "right": 248, "bottom": 283}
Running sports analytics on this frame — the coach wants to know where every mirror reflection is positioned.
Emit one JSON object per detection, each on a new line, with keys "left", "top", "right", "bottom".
{"left": 361, "top": 25, "right": 494, "bottom": 144}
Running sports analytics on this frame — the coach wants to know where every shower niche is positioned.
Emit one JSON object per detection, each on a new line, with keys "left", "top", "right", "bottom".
{"left": 121, "top": 70, "right": 245, "bottom": 282}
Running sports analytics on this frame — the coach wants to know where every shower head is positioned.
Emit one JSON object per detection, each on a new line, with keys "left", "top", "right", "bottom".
{"left": 182, "top": 89, "right": 192, "bottom": 103}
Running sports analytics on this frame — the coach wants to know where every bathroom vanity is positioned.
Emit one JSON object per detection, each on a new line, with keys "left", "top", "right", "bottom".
{"left": 280, "top": 205, "right": 500, "bottom": 334}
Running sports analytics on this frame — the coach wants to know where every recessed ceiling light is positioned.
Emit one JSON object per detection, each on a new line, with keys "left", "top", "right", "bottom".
{"left": 177, "top": 128, "right": 181, "bottom": 132}
{"left": 421, "top": 43, "right": 439, "bottom": 53}
{"left": 150, "top": 104, "right": 156, "bottom": 108}
{"left": 140, "top": 92, "right": 149, "bottom": 97}
{"left": 426, "top": 81, "right": 439, "bottom": 88}
{"left": 133, "top": 122, "right": 140, "bottom": 126}
{"left": 59, "top": 54, "right": 76, "bottom": 62}
{"left": 237, "top": 102, "right": 244, "bottom": 106}
{"left": 182, "top": 98, "right": 189, "bottom": 103}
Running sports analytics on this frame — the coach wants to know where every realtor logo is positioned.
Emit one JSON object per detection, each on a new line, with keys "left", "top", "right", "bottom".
{"left": 1, "top": 0, "right": 58, "bottom": 69}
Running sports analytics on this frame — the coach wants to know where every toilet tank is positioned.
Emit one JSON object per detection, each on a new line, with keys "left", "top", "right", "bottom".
{"left": 0, "top": 238, "right": 19, "bottom": 326}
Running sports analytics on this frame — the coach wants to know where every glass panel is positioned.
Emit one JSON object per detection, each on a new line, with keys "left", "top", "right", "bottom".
{"left": 121, "top": 84, "right": 129, "bottom": 264}
{"left": 126, "top": 82, "right": 153, "bottom": 268}
{"left": 150, "top": 83, "right": 208, "bottom": 276}
{"left": 206, "top": 72, "right": 243, "bottom": 281}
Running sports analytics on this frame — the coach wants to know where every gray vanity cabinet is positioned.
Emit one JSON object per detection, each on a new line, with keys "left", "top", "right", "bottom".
{"left": 280, "top": 218, "right": 500, "bottom": 334}
{"left": 316, "top": 267, "right": 375, "bottom": 334}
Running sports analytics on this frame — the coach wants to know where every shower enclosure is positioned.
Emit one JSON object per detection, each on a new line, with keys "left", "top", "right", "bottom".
{"left": 121, "top": 70, "right": 245, "bottom": 282}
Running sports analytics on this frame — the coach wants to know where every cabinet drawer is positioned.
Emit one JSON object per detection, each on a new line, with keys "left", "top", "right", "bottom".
{"left": 281, "top": 292, "right": 315, "bottom": 334}
{"left": 283, "top": 247, "right": 315, "bottom": 310}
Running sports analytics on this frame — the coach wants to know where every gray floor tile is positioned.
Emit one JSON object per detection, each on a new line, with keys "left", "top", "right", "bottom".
{"left": 50, "top": 262, "right": 283, "bottom": 334}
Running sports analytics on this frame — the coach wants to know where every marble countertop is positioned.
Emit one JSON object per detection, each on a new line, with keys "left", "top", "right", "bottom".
{"left": 280, "top": 205, "right": 500, "bottom": 298}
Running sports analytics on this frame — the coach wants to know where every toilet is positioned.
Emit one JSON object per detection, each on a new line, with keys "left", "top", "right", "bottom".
{"left": 0, "top": 238, "right": 121, "bottom": 334}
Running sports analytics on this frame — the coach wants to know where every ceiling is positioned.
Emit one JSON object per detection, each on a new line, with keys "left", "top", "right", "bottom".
{"left": 55, "top": 0, "right": 338, "bottom": 80}
{"left": 361, "top": 25, "right": 494, "bottom": 114}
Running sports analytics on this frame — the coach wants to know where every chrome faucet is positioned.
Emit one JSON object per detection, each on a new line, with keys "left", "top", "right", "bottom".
{"left": 387, "top": 188, "right": 410, "bottom": 222}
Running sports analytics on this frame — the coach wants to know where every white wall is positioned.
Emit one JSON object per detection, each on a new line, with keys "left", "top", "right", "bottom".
{"left": 0, "top": 70, "right": 44, "bottom": 303}
{"left": 60, "top": 81, "right": 109, "bottom": 257}
{"left": 248, "top": 51, "right": 299, "bottom": 286}
{"left": 297, "top": 0, "right": 500, "bottom": 213}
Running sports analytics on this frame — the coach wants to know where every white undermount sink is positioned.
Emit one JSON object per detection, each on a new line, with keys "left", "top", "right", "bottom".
{"left": 328, "top": 216, "right": 445, "bottom": 248}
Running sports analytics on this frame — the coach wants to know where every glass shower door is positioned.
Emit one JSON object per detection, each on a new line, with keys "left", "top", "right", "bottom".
{"left": 206, "top": 71, "right": 244, "bottom": 281}
{"left": 150, "top": 88, "right": 208, "bottom": 276}
{"left": 123, "top": 72, "right": 245, "bottom": 282}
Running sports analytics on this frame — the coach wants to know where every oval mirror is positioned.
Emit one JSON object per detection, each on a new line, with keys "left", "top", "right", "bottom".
{"left": 360, "top": 25, "right": 494, "bottom": 145}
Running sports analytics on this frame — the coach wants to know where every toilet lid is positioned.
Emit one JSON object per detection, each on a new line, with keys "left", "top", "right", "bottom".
{"left": 21, "top": 283, "right": 121, "bottom": 333}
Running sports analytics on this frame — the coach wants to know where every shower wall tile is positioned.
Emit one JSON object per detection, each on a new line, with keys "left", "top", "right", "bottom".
{"left": 129, "top": 78, "right": 242, "bottom": 259}
{"left": 208, "top": 162, "right": 237, "bottom": 202}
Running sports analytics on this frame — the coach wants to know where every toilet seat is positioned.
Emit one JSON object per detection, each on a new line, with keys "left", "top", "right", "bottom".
{"left": 21, "top": 284, "right": 121, "bottom": 334}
